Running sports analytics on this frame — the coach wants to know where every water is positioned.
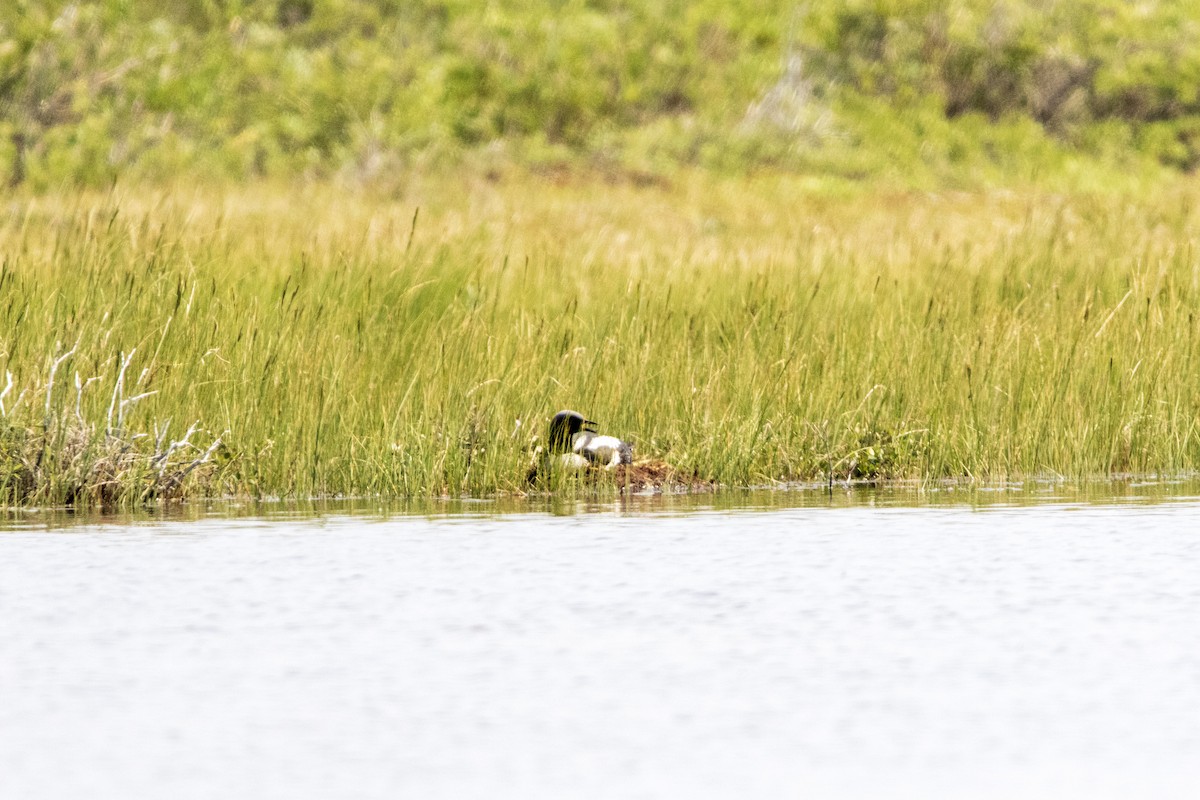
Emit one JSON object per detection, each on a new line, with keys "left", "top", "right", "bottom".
{"left": 2, "top": 488, "right": 1199, "bottom": 799}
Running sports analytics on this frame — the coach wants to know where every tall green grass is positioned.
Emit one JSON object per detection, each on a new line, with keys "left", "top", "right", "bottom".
{"left": 2, "top": 173, "right": 1198, "bottom": 504}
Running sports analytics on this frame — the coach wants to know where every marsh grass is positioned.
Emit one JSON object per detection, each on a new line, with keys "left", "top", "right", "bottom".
{"left": 0, "top": 344, "right": 227, "bottom": 505}
{"left": 1, "top": 171, "right": 1198, "bottom": 505}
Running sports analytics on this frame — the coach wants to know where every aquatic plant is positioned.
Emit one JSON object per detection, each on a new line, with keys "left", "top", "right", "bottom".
{"left": 1, "top": 174, "right": 1198, "bottom": 505}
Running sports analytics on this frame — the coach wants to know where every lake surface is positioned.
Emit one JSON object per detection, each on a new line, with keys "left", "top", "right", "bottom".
{"left": 2, "top": 485, "right": 1199, "bottom": 799}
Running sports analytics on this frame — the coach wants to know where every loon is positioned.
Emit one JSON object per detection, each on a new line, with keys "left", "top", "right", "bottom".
{"left": 546, "top": 409, "right": 633, "bottom": 469}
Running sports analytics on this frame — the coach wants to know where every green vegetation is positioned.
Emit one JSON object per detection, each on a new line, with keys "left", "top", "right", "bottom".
{"left": 3, "top": 2, "right": 1199, "bottom": 505}
{"left": 2, "top": 177, "right": 1198, "bottom": 504}
{"left": 4, "top": 0, "right": 1200, "bottom": 188}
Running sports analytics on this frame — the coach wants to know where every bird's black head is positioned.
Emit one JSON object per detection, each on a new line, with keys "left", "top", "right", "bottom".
{"left": 547, "top": 409, "right": 597, "bottom": 452}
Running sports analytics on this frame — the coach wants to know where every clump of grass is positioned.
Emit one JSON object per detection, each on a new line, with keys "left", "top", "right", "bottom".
{"left": 810, "top": 423, "right": 932, "bottom": 485}
{"left": 2, "top": 173, "right": 1199, "bottom": 505}
{"left": 0, "top": 346, "right": 227, "bottom": 506}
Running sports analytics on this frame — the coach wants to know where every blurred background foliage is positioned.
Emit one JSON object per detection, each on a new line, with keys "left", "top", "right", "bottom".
{"left": 3, "top": 0, "right": 1200, "bottom": 189}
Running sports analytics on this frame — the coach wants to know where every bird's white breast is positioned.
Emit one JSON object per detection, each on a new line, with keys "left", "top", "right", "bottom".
{"left": 574, "top": 434, "right": 627, "bottom": 468}
{"left": 557, "top": 452, "right": 590, "bottom": 470}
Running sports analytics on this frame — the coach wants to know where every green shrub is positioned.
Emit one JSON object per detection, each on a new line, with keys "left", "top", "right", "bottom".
{"left": 3, "top": 0, "right": 1200, "bottom": 186}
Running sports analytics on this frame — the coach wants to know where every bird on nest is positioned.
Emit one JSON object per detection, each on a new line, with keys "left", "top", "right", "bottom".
{"left": 526, "top": 409, "right": 697, "bottom": 491}
{"left": 528, "top": 410, "right": 633, "bottom": 484}
{"left": 541, "top": 409, "right": 633, "bottom": 472}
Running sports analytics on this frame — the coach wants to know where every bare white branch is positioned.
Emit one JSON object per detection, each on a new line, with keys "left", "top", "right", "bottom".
{"left": 118, "top": 390, "right": 158, "bottom": 429}
{"left": 154, "top": 420, "right": 201, "bottom": 473}
{"left": 170, "top": 434, "right": 223, "bottom": 487}
{"left": 8, "top": 389, "right": 26, "bottom": 415}
{"left": 0, "top": 370, "right": 12, "bottom": 416}
{"left": 45, "top": 344, "right": 78, "bottom": 422}
{"left": 106, "top": 348, "right": 137, "bottom": 435}
{"left": 154, "top": 419, "right": 171, "bottom": 454}
{"left": 73, "top": 374, "right": 103, "bottom": 425}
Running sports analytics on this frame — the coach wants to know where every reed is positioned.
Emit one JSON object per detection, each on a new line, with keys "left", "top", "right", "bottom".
{"left": 1, "top": 172, "right": 1197, "bottom": 504}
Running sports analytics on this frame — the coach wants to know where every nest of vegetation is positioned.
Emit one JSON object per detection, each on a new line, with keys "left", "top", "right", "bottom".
{"left": 526, "top": 456, "right": 716, "bottom": 494}
{"left": 611, "top": 459, "right": 717, "bottom": 494}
